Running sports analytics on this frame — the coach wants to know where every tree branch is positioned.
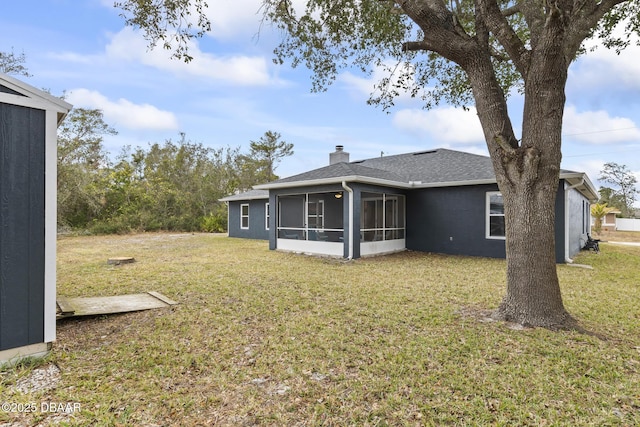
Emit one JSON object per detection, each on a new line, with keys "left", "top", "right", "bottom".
{"left": 396, "top": 0, "right": 475, "bottom": 64}
{"left": 402, "top": 41, "right": 431, "bottom": 51}
{"left": 564, "top": 0, "right": 630, "bottom": 61}
{"left": 477, "top": 0, "right": 531, "bottom": 78}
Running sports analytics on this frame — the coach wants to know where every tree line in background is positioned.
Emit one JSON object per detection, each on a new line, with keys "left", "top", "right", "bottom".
{"left": 57, "top": 108, "right": 292, "bottom": 233}
{"left": 1, "top": 50, "right": 294, "bottom": 234}
{"left": 597, "top": 162, "right": 639, "bottom": 218}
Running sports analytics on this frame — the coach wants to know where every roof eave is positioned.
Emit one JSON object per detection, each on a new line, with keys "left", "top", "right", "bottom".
{"left": 218, "top": 194, "right": 270, "bottom": 202}
{"left": 254, "top": 171, "right": 597, "bottom": 200}
{"left": 254, "top": 176, "right": 412, "bottom": 190}
{"left": 411, "top": 178, "right": 497, "bottom": 189}
{"left": 0, "top": 72, "right": 73, "bottom": 124}
{"left": 560, "top": 171, "right": 599, "bottom": 202}
{"left": 254, "top": 176, "right": 501, "bottom": 190}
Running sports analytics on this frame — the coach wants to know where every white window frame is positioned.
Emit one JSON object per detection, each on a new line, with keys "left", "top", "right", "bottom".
{"left": 486, "top": 192, "right": 506, "bottom": 240}
{"left": 240, "top": 203, "right": 249, "bottom": 229}
{"left": 265, "top": 202, "right": 270, "bottom": 230}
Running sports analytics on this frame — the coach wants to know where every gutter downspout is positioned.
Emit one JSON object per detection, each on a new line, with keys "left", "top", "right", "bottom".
{"left": 564, "top": 178, "right": 584, "bottom": 263}
{"left": 342, "top": 181, "right": 354, "bottom": 260}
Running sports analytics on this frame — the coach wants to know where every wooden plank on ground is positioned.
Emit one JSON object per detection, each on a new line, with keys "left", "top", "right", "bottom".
{"left": 147, "top": 291, "right": 178, "bottom": 306}
{"left": 56, "top": 297, "right": 76, "bottom": 315}
{"left": 56, "top": 292, "right": 177, "bottom": 319}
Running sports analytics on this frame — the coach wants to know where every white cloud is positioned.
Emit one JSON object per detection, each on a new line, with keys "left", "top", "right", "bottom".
{"left": 203, "top": 0, "right": 310, "bottom": 40}
{"left": 562, "top": 159, "right": 604, "bottom": 182}
{"left": 340, "top": 61, "right": 418, "bottom": 104}
{"left": 104, "top": 27, "right": 272, "bottom": 85}
{"left": 66, "top": 88, "right": 179, "bottom": 131}
{"left": 204, "top": 0, "right": 264, "bottom": 39}
{"left": 392, "top": 107, "right": 484, "bottom": 144}
{"left": 570, "top": 23, "right": 640, "bottom": 93}
{"left": 563, "top": 105, "right": 640, "bottom": 144}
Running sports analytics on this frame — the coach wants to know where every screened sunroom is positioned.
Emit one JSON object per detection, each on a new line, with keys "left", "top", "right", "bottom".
{"left": 276, "top": 191, "right": 346, "bottom": 257}
{"left": 359, "top": 192, "right": 406, "bottom": 257}
{"left": 273, "top": 189, "right": 406, "bottom": 258}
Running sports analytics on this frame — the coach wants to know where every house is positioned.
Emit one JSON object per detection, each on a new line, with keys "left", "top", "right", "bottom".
{"left": 221, "top": 146, "right": 598, "bottom": 263}
{"left": 591, "top": 206, "right": 621, "bottom": 231}
{"left": 0, "top": 72, "right": 72, "bottom": 365}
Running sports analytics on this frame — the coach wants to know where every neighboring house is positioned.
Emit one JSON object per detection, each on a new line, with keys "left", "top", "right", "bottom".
{"left": 1, "top": 72, "right": 72, "bottom": 365}
{"left": 591, "top": 206, "right": 621, "bottom": 231}
{"left": 221, "top": 146, "right": 598, "bottom": 263}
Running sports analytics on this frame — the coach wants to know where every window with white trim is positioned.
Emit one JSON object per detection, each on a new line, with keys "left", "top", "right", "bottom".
{"left": 265, "top": 202, "right": 270, "bottom": 230}
{"left": 240, "top": 204, "right": 249, "bottom": 229}
{"left": 486, "top": 192, "right": 505, "bottom": 239}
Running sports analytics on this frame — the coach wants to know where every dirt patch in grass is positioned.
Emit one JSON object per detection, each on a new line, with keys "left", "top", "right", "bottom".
{"left": 593, "top": 229, "right": 640, "bottom": 242}
{"left": 1, "top": 233, "right": 639, "bottom": 426}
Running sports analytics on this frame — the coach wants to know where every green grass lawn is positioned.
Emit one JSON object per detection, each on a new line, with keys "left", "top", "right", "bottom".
{"left": 2, "top": 233, "right": 639, "bottom": 426}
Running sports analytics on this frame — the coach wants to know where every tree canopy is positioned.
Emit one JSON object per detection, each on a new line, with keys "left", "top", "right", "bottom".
{"left": 237, "top": 131, "right": 294, "bottom": 186}
{"left": 599, "top": 162, "right": 639, "bottom": 217}
{"left": 0, "top": 48, "right": 31, "bottom": 77}
{"left": 55, "top": 119, "right": 285, "bottom": 233}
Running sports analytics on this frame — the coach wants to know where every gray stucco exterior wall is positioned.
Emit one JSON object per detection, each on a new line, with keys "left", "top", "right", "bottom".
{"left": 407, "top": 183, "right": 574, "bottom": 263}
{"left": 226, "top": 199, "right": 269, "bottom": 240}
{"left": 565, "top": 182, "right": 591, "bottom": 258}
{"left": 0, "top": 103, "right": 46, "bottom": 351}
{"left": 406, "top": 184, "right": 507, "bottom": 259}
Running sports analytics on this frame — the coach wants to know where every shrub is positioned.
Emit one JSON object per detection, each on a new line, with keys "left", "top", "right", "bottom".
{"left": 200, "top": 209, "right": 227, "bottom": 233}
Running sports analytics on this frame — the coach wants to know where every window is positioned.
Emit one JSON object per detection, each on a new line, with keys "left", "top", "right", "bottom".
{"left": 240, "top": 204, "right": 249, "bottom": 229}
{"left": 486, "top": 192, "right": 505, "bottom": 239}
{"left": 583, "top": 200, "right": 590, "bottom": 234}
{"left": 265, "top": 202, "right": 270, "bottom": 230}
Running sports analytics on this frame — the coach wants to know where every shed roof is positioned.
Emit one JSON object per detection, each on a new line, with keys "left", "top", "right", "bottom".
{"left": 0, "top": 72, "right": 73, "bottom": 124}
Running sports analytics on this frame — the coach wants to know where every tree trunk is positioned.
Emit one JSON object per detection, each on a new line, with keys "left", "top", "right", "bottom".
{"left": 495, "top": 177, "right": 574, "bottom": 328}
{"left": 464, "top": 30, "right": 575, "bottom": 328}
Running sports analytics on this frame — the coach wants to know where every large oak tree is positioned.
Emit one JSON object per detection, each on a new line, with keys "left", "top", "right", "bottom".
{"left": 114, "top": 0, "right": 639, "bottom": 328}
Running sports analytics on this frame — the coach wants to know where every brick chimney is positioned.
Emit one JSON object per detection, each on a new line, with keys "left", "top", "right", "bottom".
{"left": 330, "top": 145, "right": 350, "bottom": 164}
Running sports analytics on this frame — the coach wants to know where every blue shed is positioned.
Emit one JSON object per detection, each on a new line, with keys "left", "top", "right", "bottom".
{"left": 0, "top": 72, "right": 72, "bottom": 365}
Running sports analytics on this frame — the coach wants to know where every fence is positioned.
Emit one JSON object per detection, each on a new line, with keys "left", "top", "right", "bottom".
{"left": 616, "top": 218, "right": 640, "bottom": 232}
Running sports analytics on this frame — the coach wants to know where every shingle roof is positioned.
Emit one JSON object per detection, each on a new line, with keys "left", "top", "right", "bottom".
{"left": 273, "top": 160, "right": 409, "bottom": 184}
{"left": 356, "top": 149, "right": 496, "bottom": 183}
{"left": 263, "top": 148, "right": 496, "bottom": 187}
{"left": 226, "top": 147, "right": 597, "bottom": 201}
{"left": 219, "top": 189, "right": 269, "bottom": 202}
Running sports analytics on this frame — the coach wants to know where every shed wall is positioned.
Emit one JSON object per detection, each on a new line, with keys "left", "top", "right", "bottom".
{"left": 0, "top": 104, "right": 46, "bottom": 351}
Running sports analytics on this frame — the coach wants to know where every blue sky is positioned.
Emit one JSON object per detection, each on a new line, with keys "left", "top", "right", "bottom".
{"left": 2, "top": 0, "right": 640, "bottom": 200}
